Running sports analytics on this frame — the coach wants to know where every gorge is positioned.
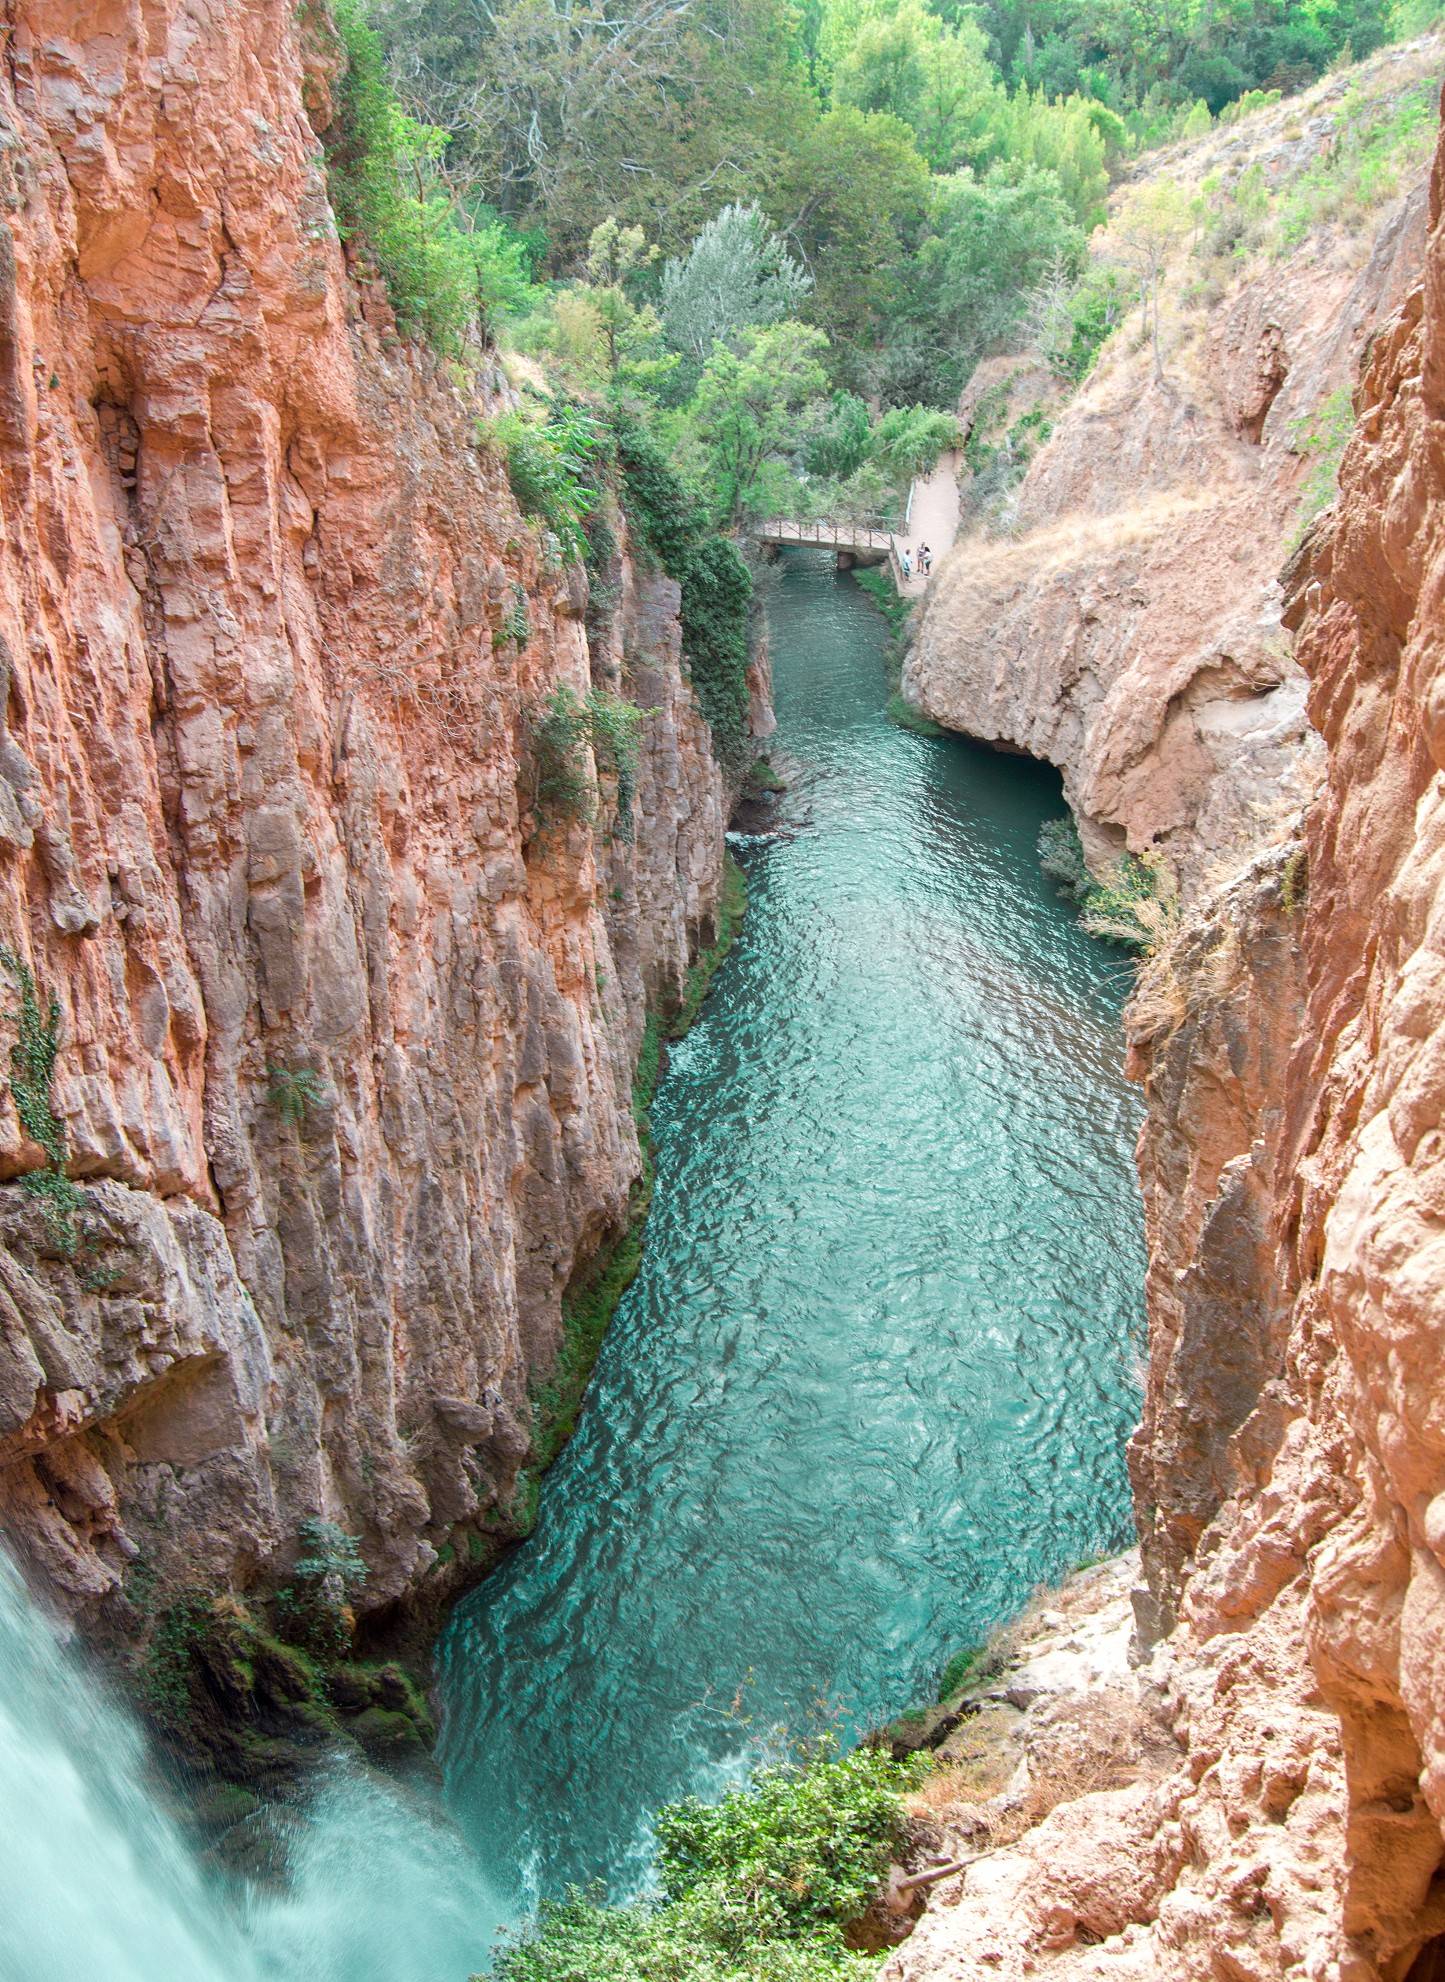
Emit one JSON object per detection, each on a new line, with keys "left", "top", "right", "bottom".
{"left": 3, "top": 0, "right": 1445, "bottom": 1979}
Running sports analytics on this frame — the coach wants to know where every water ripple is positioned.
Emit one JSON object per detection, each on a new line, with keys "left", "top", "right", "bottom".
{"left": 438, "top": 553, "right": 1145, "bottom": 1926}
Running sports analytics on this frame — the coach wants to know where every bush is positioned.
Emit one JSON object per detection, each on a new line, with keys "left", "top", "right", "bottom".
{"left": 528, "top": 684, "right": 649, "bottom": 837}
{"left": 1038, "top": 816, "right": 1090, "bottom": 902}
{"left": 873, "top": 404, "right": 962, "bottom": 480}
{"left": 325, "top": 0, "right": 534, "bottom": 351}
{"left": 1289, "top": 386, "right": 1355, "bottom": 544}
{"left": 585, "top": 690, "right": 648, "bottom": 842}
{"left": 488, "top": 401, "right": 607, "bottom": 563}
{"left": 1079, "top": 852, "right": 1179, "bottom": 955}
{"left": 490, "top": 1742, "right": 924, "bottom": 1982}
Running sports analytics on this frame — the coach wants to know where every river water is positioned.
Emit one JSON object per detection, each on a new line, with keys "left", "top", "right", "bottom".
{"left": 0, "top": 554, "right": 1143, "bottom": 1982}
{"left": 438, "top": 554, "right": 1145, "bottom": 1937}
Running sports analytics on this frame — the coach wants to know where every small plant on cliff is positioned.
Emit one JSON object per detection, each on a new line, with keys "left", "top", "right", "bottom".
{"left": 530, "top": 685, "right": 596, "bottom": 828}
{"left": 275, "top": 1519, "right": 370, "bottom": 1660}
{"left": 1281, "top": 844, "right": 1309, "bottom": 915}
{"left": 1079, "top": 852, "right": 1180, "bottom": 957}
{"left": 1289, "top": 386, "right": 1355, "bottom": 546}
{"left": 528, "top": 684, "right": 648, "bottom": 839}
{"left": 267, "top": 1065, "right": 329, "bottom": 1128}
{"left": 501, "top": 583, "right": 531, "bottom": 650}
{"left": 586, "top": 689, "right": 648, "bottom": 843}
{"left": 293, "top": 1518, "right": 369, "bottom": 1590}
{"left": 484, "top": 401, "right": 606, "bottom": 565}
{"left": 491, "top": 1739, "right": 925, "bottom": 1982}
{"left": 0, "top": 946, "right": 87, "bottom": 1257}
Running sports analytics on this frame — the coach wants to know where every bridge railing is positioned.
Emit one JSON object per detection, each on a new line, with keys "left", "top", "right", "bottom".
{"left": 755, "top": 518, "right": 895, "bottom": 553}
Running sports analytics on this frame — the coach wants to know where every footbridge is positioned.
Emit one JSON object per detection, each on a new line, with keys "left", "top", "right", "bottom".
{"left": 756, "top": 451, "right": 963, "bottom": 600}
{"left": 755, "top": 518, "right": 894, "bottom": 561}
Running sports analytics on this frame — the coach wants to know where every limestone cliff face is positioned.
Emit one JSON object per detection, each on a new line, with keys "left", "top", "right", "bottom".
{"left": 892, "top": 84, "right": 1445, "bottom": 1982}
{"left": 903, "top": 50, "right": 1435, "bottom": 893}
{"left": 0, "top": 0, "right": 748, "bottom": 1645}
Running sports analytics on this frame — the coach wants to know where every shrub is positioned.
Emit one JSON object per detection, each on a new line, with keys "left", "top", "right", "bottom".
{"left": 1281, "top": 845, "right": 1309, "bottom": 914}
{"left": 872, "top": 404, "right": 962, "bottom": 480}
{"left": 1079, "top": 853, "right": 1180, "bottom": 955}
{"left": 293, "top": 1519, "right": 369, "bottom": 1590}
{"left": 274, "top": 1519, "right": 369, "bottom": 1660}
{"left": 614, "top": 414, "right": 709, "bottom": 573}
{"left": 530, "top": 685, "right": 598, "bottom": 828}
{"left": 1288, "top": 386, "right": 1355, "bottom": 543}
{"left": 491, "top": 1741, "right": 924, "bottom": 1982}
{"left": 487, "top": 401, "right": 606, "bottom": 564}
{"left": 1038, "top": 815, "right": 1090, "bottom": 902}
{"left": 528, "top": 684, "right": 649, "bottom": 838}
{"left": 1052, "top": 264, "right": 1128, "bottom": 383}
{"left": 585, "top": 690, "right": 648, "bottom": 842}
{"left": 937, "top": 1643, "right": 991, "bottom": 1701}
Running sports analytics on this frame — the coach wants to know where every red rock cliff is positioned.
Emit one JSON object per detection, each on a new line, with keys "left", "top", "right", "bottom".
{"left": 0, "top": 0, "right": 752, "bottom": 1644}
{"left": 893, "top": 78, "right": 1445, "bottom": 1982}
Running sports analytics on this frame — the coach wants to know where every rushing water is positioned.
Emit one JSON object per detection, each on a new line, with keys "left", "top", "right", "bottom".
{"left": 439, "top": 554, "right": 1146, "bottom": 1937}
{"left": 0, "top": 1545, "right": 502, "bottom": 1980}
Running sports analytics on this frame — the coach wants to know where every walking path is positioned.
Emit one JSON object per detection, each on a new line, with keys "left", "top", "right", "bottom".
{"left": 890, "top": 449, "right": 962, "bottom": 598}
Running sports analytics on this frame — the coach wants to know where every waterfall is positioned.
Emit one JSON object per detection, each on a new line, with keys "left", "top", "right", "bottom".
{"left": 0, "top": 1551, "right": 505, "bottom": 1982}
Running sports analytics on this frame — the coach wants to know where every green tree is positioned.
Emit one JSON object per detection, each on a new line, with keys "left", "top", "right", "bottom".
{"left": 832, "top": 0, "right": 1006, "bottom": 173}
{"left": 771, "top": 108, "right": 932, "bottom": 360}
{"left": 1114, "top": 175, "right": 1194, "bottom": 380}
{"left": 662, "top": 204, "right": 812, "bottom": 364}
{"left": 691, "top": 320, "right": 830, "bottom": 523}
{"left": 890, "top": 161, "right": 1083, "bottom": 401}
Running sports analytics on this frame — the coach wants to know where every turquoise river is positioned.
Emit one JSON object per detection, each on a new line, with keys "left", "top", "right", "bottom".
{"left": 438, "top": 552, "right": 1146, "bottom": 1938}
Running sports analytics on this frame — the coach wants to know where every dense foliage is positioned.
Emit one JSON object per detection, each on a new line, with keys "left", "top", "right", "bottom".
{"left": 323, "top": 0, "right": 539, "bottom": 349}
{"left": 361, "top": 0, "right": 1434, "bottom": 385}
{"left": 618, "top": 418, "right": 758, "bottom": 773}
{"left": 489, "top": 1742, "right": 925, "bottom": 1982}
{"left": 319, "top": 0, "right": 1439, "bottom": 573}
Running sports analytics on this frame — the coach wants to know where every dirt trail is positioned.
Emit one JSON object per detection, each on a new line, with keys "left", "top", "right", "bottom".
{"left": 893, "top": 451, "right": 963, "bottom": 596}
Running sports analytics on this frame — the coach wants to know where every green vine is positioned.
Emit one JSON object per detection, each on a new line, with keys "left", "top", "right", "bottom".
{"left": 529, "top": 684, "right": 648, "bottom": 840}
{"left": 0, "top": 947, "right": 86, "bottom": 1257}
{"left": 616, "top": 416, "right": 755, "bottom": 778}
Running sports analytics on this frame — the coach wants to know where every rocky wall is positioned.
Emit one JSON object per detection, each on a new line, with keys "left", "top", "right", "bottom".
{"left": 0, "top": 0, "right": 747, "bottom": 1650}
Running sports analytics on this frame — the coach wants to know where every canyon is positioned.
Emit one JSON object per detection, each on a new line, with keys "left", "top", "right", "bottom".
{"left": 0, "top": 0, "right": 754, "bottom": 1668}
{"left": 2, "top": 0, "right": 1445, "bottom": 1978}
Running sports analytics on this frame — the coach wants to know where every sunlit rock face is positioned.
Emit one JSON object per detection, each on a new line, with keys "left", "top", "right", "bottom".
{"left": 904, "top": 77, "right": 1430, "bottom": 899}
{"left": 889, "top": 89, "right": 1445, "bottom": 1982}
{"left": 0, "top": 0, "right": 741, "bottom": 1642}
